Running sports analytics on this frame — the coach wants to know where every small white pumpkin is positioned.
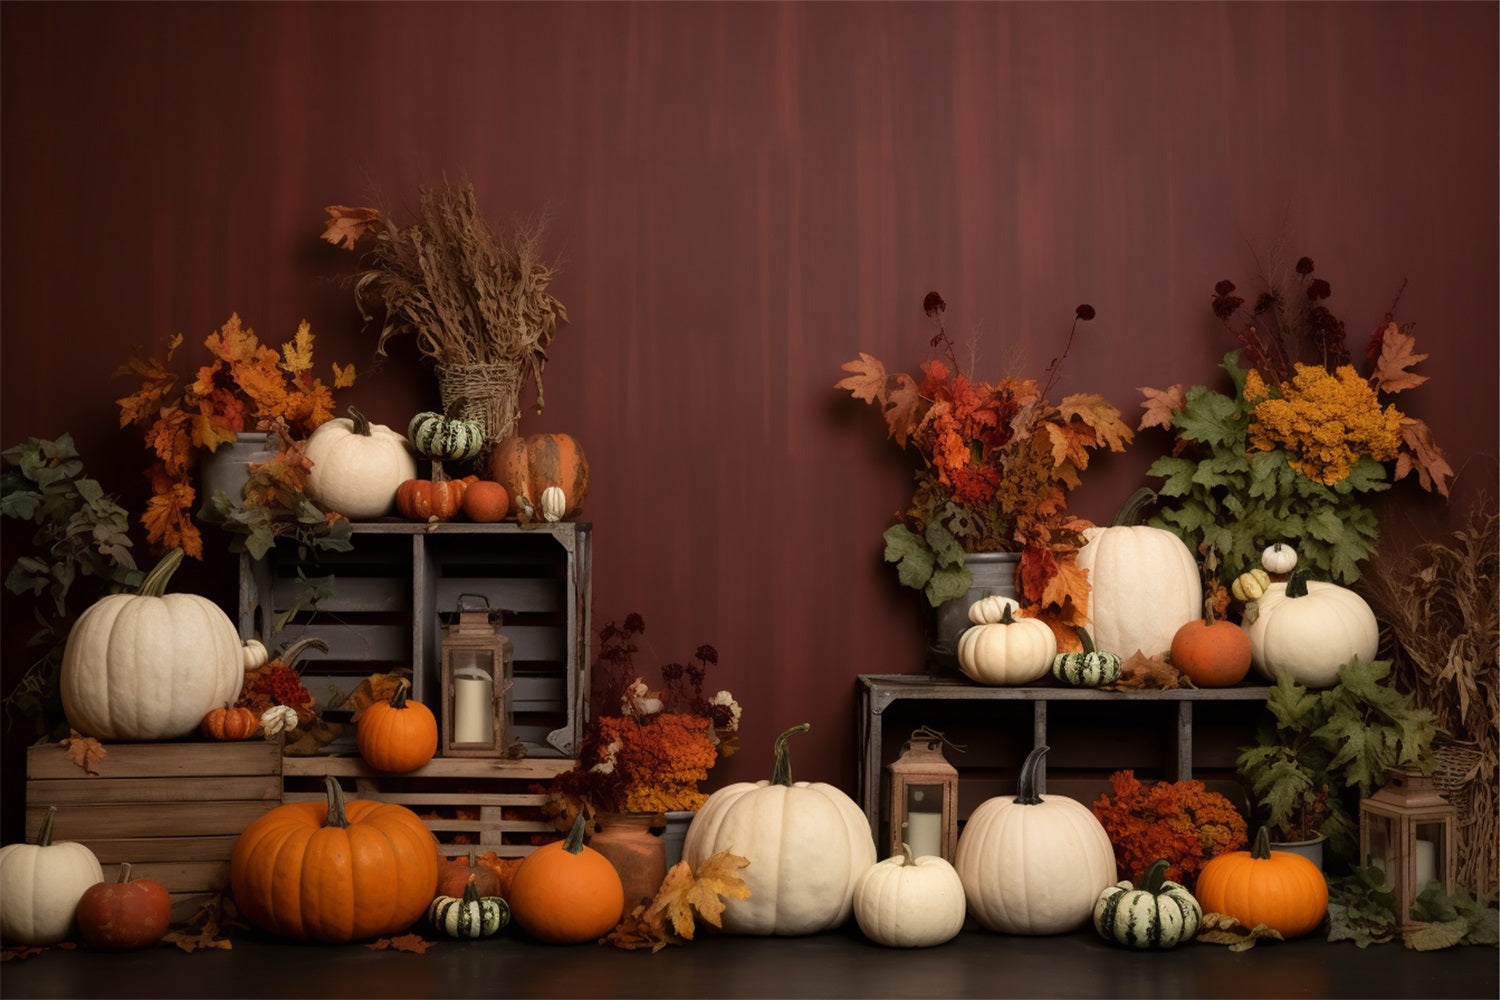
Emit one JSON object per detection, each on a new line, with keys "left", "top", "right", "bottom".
{"left": 1074, "top": 524, "right": 1201, "bottom": 658}
{"left": 241, "top": 638, "right": 270, "bottom": 672}
{"left": 956, "top": 599, "right": 1056, "bottom": 686}
{"left": 0, "top": 806, "right": 104, "bottom": 945}
{"left": 540, "top": 485, "right": 567, "bottom": 523}
{"left": 682, "top": 724, "right": 877, "bottom": 936}
{"left": 304, "top": 406, "right": 417, "bottom": 519}
{"left": 1261, "top": 542, "right": 1299, "bottom": 576}
{"left": 60, "top": 548, "right": 243, "bottom": 741}
{"left": 954, "top": 745, "right": 1117, "bottom": 935}
{"left": 853, "top": 845, "right": 967, "bottom": 948}
{"left": 1245, "top": 571, "right": 1379, "bottom": 688}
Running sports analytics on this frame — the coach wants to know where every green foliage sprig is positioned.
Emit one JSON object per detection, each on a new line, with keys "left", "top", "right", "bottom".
{"left": 1143, "top": 350, "right": 1387, "bottom": 584}
{"left": 1328, "top": 866, "right": 1500, "bottom": 949}
{"left": 2, "top": 434, "right": 144, "bottom": 733}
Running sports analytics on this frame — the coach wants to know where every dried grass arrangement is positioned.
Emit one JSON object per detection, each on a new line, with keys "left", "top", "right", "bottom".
{"left": 1365, "top": 497, "right": 1499, "bottom": 900}
{"left": 323, "top": 182, "right": 567, "bottom": 447}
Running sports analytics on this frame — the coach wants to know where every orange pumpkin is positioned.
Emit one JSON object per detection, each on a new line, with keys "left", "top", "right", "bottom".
{"left": 1194, "top": 827, "right": 1327, "bottom": 938}
{"left": 75, "top": 862, "right": 171, "bottom": 950}
{"left": 435, "top": 849, "right": 503, "bottom": 900}
{"left": 356, "top": 682, "right": 438, "bottom": 773}
{"left": 508, "top": 811, "right": 624, "bottom": 943}
{"left": 489, "top": 433, "right": 589, "bottom": 521}
{"left": 395, "top": 477, "right": 468, "bottom": 522}
{"left": 461, "top": 480, "right": 511, "bottom": 523}
{"left": 229, "top": 776, "right": 439, "bottom": 942}
{"left": 200, "top": 704, "right": 259, "bottom": 741}
{"left": 1169, "top": 614, "right": 1252, "bottom": 687}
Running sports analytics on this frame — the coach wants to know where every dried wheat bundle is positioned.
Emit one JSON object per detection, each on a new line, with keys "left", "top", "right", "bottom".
{"left": 348, "top": 181, "right": 566, "bottom": 443}
{"left": 1366, "top": 498, "right": 1499, "bottom": 900}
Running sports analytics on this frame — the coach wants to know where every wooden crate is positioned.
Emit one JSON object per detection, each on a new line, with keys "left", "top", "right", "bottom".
{"left": 282, "top": 756, "right": 573, "bottom": 858}
{"left": 25, "top": 740, "right": 283, "bottom": 920}
{"left": 239, "top": 521, "right": 592, "bottom": 758}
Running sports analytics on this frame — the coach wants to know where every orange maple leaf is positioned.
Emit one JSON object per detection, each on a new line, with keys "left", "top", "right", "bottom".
{"left": 884, "top": 373, "right": 925, "bottom": 448}
{"left": 1110, "top": 650, "right": 1191, "bottom": 690}
{"left": 1039, "top": 557, "right": 1091, "bottom": 622}
{"left": 1371, "top": 323, "right": 1429, "bottom": 394}
{"left": 835, "top": 353, "right": 889, "bottom": 405}
{"left": 322, "top": 205, "right": 382, "bottom": 251}
{"left": 1137, "top": 384, "right": 1186, "bottom": 432}
{"left": 1059, "top": 392, "right": 1134, "bottom": 452}
{"left": 280, "top": 320, "right": 316, "bottom": 375}
{"left": 367, "top": 933, "right": 433, "bottom": 954}
{"left": 1394, "top": 416, "right": 1453, "bottom": 497}
{"left": 141, "top": 482, "right": 202, "bottom": 558}
{"left": 61, "top": 731, "right": 107, "bottom": 775}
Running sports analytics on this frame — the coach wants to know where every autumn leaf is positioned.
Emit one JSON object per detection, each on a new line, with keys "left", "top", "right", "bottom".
{"left": 367, "top": 933, "right": 433, "bottom": 954}
{"left": 1196, "top": 911, "right": 1285, "bottom": 951}
{"left": 835, "top": 353, "right": 889, "bottom": 405}
{"left": 164, "top": 892, "right": 242, "bottom": 952}
{"left": 280, "top": 320, "right": 316, "bottom": 375}
{"left": 346, "top": 671, "right": 413, "bottom": 723}
{"left": 331, "top": 362, "right": 358, "bottom": 389}
{"left": 61, "top": 730, "right": 106, "bottom": 775}
{"left": 475, "top": 852, "right": 524, "bottom": 900}
{"left": 884, "top": 373, "right": 924, "bottom": 448}
{"left": 652, "top": 851, "right": 751, "bottom": 939}
{"left": 322, "top": 205, "right": 382, "bottom": 251}
{"left": 1371, "top": 323, "right": 1429, "bottom": 394}
{"left": 1038, "top": 557, "right": 1090, "bottom": 623}
{"left": 1109, "top": 650, "right": 1191, "bottom": 690}
{"left": 1394, "top": 416, "right": 1453, "bottom": 497}
{"left": 1137, "top": 383, "right": 1186, "bottom": 432}
{"left": 1059, "top": 392, "right": 1134, "bottom": 452}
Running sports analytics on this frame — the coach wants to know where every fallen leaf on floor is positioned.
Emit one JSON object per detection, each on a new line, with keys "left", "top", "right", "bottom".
{"left": 1196, "top": 912, "right": 1285, "bottom": 951}
{"left": 367, "top": 933, "right": 433, "bottom": 954}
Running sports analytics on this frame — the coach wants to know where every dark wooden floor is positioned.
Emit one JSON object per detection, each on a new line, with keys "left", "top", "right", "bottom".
{"left": 4, "top": 922, "right": 1496, "bottom": 999}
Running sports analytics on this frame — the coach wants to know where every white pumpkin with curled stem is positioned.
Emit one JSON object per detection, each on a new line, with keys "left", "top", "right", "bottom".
{"left": 956, "top": 595, "right": 1056, "bottom": 686}
{"left": 0, "top": 806, "right": 105, "bottom": 945}
{"left": 304, "top": 405, "right": 417, "bottom": 519}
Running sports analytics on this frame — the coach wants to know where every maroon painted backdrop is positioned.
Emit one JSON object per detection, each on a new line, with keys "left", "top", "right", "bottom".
{"left": 3, "top": 2, "right": 1496, "bottom": 843}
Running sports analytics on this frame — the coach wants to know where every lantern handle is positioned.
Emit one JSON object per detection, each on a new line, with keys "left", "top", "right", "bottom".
{"left": 906, "top": 725, "right": 966, "bottom": 756}
{"left": 457, "top": 593, "right": 492, "bottom": 613}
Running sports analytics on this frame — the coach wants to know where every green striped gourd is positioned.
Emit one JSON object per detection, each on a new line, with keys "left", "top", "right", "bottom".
{"left": 408, "top": 410, "right": 485, "bottom": 462}
{"left": 1092, "top": 858, "right": 1202, "bottom": 949}
{"left": 1051, "top": 627, "right": 1123, "bottom": 687}
{"left": 427, "top": 880, "right": 510, "bottom": 939}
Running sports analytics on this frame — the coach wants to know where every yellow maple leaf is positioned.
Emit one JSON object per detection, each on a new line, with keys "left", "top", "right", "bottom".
{"left": 1059, "top": 392, "right": 1134, "bottom": 452}
{"left": 834, "top": 353, "right": 889, "bottom": 405}
{"left": 332, "top": 361, "right": 357, "bottom": 389}
{"left": 280, "top": 320, "right": 315, "bottom": 375}
{"left": 650, "top": 852, "right": 751, "bottom": 940}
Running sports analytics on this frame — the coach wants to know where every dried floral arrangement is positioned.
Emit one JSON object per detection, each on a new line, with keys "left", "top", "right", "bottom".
{"left": 1365, "top": 498, "right": 1499, "bottom": 900}
{"left": 1090, "top": 770, "right": 1248, "bottom": 888}
{"left": 1138, "top": 253, "right": 1451, "bottom": 585}
{"left": 115, "top": 315, "right": 356, "bottom": 559}
{"left": 323, "top": 182, "right": 566, "bottom": 448}
{"left": 549, "top": 613, "right": 741, "bottom": 819}
{"left": 837, "top": 293, "right": 1134, "bottom": 637}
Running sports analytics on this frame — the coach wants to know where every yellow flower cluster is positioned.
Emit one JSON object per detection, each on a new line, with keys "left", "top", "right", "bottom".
{"left": 1248, "top": 363, "right": 1403, "bottom": 486}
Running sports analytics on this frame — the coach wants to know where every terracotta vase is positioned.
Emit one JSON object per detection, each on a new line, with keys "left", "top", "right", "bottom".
{"left": 590, "top": 812, "right": 667, "bottom": 908}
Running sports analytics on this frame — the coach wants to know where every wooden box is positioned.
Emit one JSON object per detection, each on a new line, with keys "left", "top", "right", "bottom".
{"left": 238, "top": 521, "right": 592, "bottom": 758}
{"left": 25, "top": 740, "right": 283, "bottom": 919}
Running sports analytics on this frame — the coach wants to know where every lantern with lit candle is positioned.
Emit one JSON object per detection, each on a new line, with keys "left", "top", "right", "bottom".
{"left": 440, "top": 593, "right": 514, "bottom": 758}
{"left": 1358, "top": 768, "right": 1456, "bottom": 930}
{"left": 886, "top": 727, "right": 960, "bottom": 862}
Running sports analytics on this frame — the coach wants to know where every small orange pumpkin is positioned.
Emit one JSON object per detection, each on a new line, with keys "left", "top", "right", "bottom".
{"left": 508, "top": 811, "right": 624, "bottom": 943}
{"left": 1194, "top": 827, "right": 1328, "bottom": 938}
{"left": 1169, "top": 611, "right": 1252, "bottom": 687}
{"left": 489, "top": 432, "right": 589, "bottom": 521}
{"left": 461, "top": 480, "right": 511, "bottom": 523}
{"left": 75, "top": 862, "right": 171, "bottom": 950}
{"left": 356, "top": 681, "right": 438, "bottom": 773}
{"left": 435, "top": 849, "right": 503, "bottom": 901}
{"left": 200, "top": 704, "right": 259, "bottom": 741}
{"left": 395, "top": 477, "right": 468, "bottom": 522}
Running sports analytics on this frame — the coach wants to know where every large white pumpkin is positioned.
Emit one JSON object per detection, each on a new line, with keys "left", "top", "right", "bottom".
{"left": 1245, "top": 573, "right": 1379, "bottom": 688}
{"left": 1075, "top": 525, "right": 1202, "bottom": 658}
{"left": 682, "top": 724, "right": 877, "bottom": 936}
{"left": 60, "top": 548, "right": 243, "bottom": 740}
{"left": 0, "top": 806, "right": 104, "bottom": 945}
{"left": 304, "top": 406, "right": 417, "bottom": 519}
{"left": 954, "top": 745, "right": 1118, "bottom": 935}
{"left": 853, "top": 847, "right": 967, "bottom": 948}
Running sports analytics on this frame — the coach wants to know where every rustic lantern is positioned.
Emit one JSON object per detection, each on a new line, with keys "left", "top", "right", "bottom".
{"left": 886, "top": 727, "right": 960, "bottom": 861}
{"left": 439, "top": 593, "right": 514, "bottom": 757}
{"left": 1359, "top": 768, "right": 1457, "bottom": 930}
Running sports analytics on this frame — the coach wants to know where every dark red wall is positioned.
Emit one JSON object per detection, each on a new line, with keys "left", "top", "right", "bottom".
{"left": 3, "top": 2, "right": 1496, "bottom": 841}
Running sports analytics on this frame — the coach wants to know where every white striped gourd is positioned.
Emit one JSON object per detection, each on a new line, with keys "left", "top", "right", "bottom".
{"left": 1092, "top": 858, "right": 1202, "bottom": 949}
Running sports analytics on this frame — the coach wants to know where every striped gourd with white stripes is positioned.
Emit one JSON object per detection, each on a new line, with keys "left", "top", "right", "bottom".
{"left": 1091, "top": 858, "right": 1202, "bottom": 949}
{"left": 427, "top": 881, "right": 510, "bottom": 939}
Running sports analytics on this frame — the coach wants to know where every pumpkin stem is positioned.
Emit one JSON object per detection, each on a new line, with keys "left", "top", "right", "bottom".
{"left": 390, "top": 679, "right": 412, "bottom": 710}
{"left": 347, "top": 405, "right": 372, "bottom": 437}
{"left": 1140, "top": 858, "right": 1169, "bottom": 894}
{"left": 117, "top": 862, "right": 133, "bottom": 884}
{"left": 1111, "top": 487, "right": 1157, "bottom": 527}
{"left": 1071, "top": 625, "right": 1096, "bottom": 655}
{"left": 462, "top": 879, "right": 482, "bottom": 905}
{"left": 563, "top": 809, "right": 589, "bottom": 855}
{"left": 137, "top": 547, "right": 185, "bottom": 597}
{"left": 771, "top": 723, "right": 812, "bottom": 786}
{"left": 899, "top": 843, "right": 916, "bottom": 866}
{"left": 1251, "top": 826, "right": 1272, "bottom": 860}
{"left": 1286, "top": 570, "right": 1310, "bottom": 599}
{"left": 999, "top": 604, "right": 1016, "bottom": 625}
{"left": 1014, "top": 745, "right": 1049, "bottom": 805}
{"left": 277, "top": 637, "right": 329, "bottom": 672}
{"left": 322, "top": 775, "right": 350, "bottom": 829}
{"left": 36, "top": 804, "right": 58, "bottom": 847}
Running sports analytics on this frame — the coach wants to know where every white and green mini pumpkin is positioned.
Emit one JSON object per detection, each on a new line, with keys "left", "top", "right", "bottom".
{"left": 1092, "top": 858, "right": 1202, "bottom": 950}
{"left": 1051, "top": 627, "right": 1122, "bottom": 687}
{"left": 408, "top": 410, "right": 485, "bottom": 463}
{"left": 956, "top": 596, "right": 1056, "bottom": 687}
{"left": 427, "top": 880, "right": 510, "bottom": 939}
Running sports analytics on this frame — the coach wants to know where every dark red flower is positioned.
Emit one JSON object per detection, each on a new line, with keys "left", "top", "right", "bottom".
{"left": 1214, "top": 280, "right": 1237, "bottom": 296}
{"left": 1306, "top": 278, "right": 1332, "bottom": 301}
{"left": 1075, "top": 304, "right": 1095, "bottom": 321}
{"left": 1295, "top": 257, "right": 1315, "bottom": 276}
{"left": 923, "top": 291, "right": 947, "bottom": 317}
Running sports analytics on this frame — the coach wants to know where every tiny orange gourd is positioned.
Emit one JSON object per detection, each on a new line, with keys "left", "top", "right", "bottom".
{"left": 460, "top": 480, "right": 510, "bottom": 523}
{"left": 508, "top": 811, "right": 624, "bottom": 943}
{"left": 1169, "top": 610, "right": 1252, "bottom": 688}
{"left": 200, "top": 704, "right": 260, "bottom": 741}
{"left": 356, "top": 681, "right": 438, "bottom": 773}
{"left": 1194, "top": 827, "right": 1328, "bottom": 939}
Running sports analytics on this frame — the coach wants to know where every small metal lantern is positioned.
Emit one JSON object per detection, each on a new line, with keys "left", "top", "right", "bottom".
{"left": 439, "top": 593, "right": 514, "bottom": 758}
{"left": 1359, "top": 768, "right": 1457, "bottom": 930}
{"left": 886, "top": 727, "right": 960, "bottom": 861}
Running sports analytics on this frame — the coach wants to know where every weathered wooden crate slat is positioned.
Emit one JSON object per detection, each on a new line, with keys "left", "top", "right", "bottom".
{"left": 241, "top": 522, "right": 591, "bottom": 757}
{"left": 26, "top": 774, "right": 282, "bottom": 806}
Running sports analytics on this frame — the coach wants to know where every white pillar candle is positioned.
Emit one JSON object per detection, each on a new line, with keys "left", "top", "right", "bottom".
{"left": 454, "top": 674, "right": 494, "bottom": 744}
{"left": 1415, "top": 839, "right": 1437, "bottom": 889}
{"left": 905, "top": 811, "right": 943, "bottom": 859}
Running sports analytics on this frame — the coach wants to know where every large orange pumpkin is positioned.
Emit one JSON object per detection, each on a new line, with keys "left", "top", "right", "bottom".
{"left": 507, "top": 811, "right": 624, "bottom": 943}
{"left": 357, "top": 682, "right": 438, "bottom": 773}
{"left": 489, "top": 433, "right": 589, "bottom": 521}
{"left": 1194, "top": 827, "right": 1327, "bottom": 938}
{"left": 230, "top": 776, "right": 439, "bottom": 942}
